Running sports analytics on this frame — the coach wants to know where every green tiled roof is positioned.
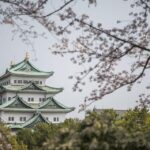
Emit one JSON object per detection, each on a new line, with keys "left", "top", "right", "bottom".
{"left": 8, "top": 112, "right": 50, "bottom": 129}
{"left": 0, "top": 95, "right": 75, "bottom": 113}
{"left": 39, "top": 97, "right": 75, "bottom": 112}
{"left": 0, "top": 82, "right": 63, "bottom": 94}
{"left": 0, "top": 59, "right": 54, "bottom": 79}
{"left": 22, "top": 112, "right": 50, "bottom": 128}
{"left": 0, "top": 95, "right": 32, "bottom": 109}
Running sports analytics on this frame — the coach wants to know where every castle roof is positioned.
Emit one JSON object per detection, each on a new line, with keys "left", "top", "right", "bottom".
{"left": 0, "top": 58, "right": 54, "bottom": 79}
{"left": 0, "top": 95, "right": 32, "bottom": 109}
{"left": 22, "top": 112, "right": 50, "bottom": 128}
{"left": 0, "top": 82, "right": 63, "bottom": 94}
{"left": 0, "top": 95, "right": 75, "bottom": 113}
{"left": 8, "top": 112, "right": 50, "bottom": 129}
{"left": 38, "top": 97, "right": 75, "bottom": 111}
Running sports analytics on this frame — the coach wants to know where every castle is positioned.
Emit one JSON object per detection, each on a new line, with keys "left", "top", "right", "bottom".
{"left": 0, "top": 54, "right": 74, "bottom": 129}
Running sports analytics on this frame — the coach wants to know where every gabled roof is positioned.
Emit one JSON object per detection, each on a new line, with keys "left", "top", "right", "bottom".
{"left": 0, "top": 95, "right": 74, "bottom": 112}
{"left": 22, "top": 112, "right": 50, "bottom": 128}
{"left": 39, "top": 97, "right": 75, "bottom": 112}
{"left": 0, "top": 82, "right": 63, "bottom": 94}
{"left": 0, "top": 95, "right": 32, "bottom": 109}
{"left": 22, "top": 82, "right": 45, "bottom": 91}
{"left": 8, "top": 112, "right": 50, "bottom": 129}
{"left": 0, "top": 58, "right": 54, "bottom": 80}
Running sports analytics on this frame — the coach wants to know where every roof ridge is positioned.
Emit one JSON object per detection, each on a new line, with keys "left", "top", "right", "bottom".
{"left": 10, "top": 59, "right": 25, "bottom": 69}
{"left": 3, "top": 59, "right": 54, "bottom": 77}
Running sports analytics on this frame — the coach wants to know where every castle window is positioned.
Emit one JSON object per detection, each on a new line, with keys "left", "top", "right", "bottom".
{"left": 8, "top": 97, "right": 11, "bottom": 101}
{"left": 31, "top": 98, "right": 34, "bottom": 102}
{"left": 8, "top": 117, "right": 14, "bottom": 121}
{"left": 18, "top": 80, "right": 22, "bottom": 84}
{"left": 40, "top": 81, "right": 42, "bottom": 85}
{"left": 46, "top": 117, "right": 49, "bottom": 121}
{"left": 23, "top": 117, "right": 26, "bottom": 121}
{"left": 20, "top": 117, "right": 26, "bottom": 122}
{"left": 28, "top": 98, "right": 30, "bottom": 102}
{"left": 14, "top": 80, "right": 17, "bottom": 84}
{"left": 39, "top": 98, "right": 42, "bottom": 102}
{"left": 53, "top": 117, "right": 59, "bottom": 122}
{"left": 20, "top": 117, "right": 22, "bottom": 121}
{"left": 53, "top": 117, "right": 56, "bottom": 122}
{"left": 57, "top": 117, "right": 59, "bottom": 122}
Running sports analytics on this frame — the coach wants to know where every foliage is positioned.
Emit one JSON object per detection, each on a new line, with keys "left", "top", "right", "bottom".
{"left": 118, "top": 107, "right": 150, "bottom": 132}
{"left": 16, "top": 119, "right": 80, "bottom": 150}
{"left": 15, "top": 108, "right": 150, "bottom": 150}
{"left": 17, "top": 128, "right": 35, "bottom": 150}
{"left": 0, "top": 123, "right": 27, "bottom": 150}
{"left": 41, "top": 109, "right": 150, "bottom": 150}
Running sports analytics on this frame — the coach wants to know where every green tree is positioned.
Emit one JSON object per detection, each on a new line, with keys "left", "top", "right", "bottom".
{"left": 0, "top": 123, "right": 27, "bottom": 150}
{"left": 118, "top": 107, "right": 150, "bottom": 132}
{"left": 17, "top": 120, "right": 79, "bottom": 150}
{"left": 42, "top": 110, "right": 150, "bottom": 150}
{"left": 17, "top": 128, "right": 35, "bottom": 150}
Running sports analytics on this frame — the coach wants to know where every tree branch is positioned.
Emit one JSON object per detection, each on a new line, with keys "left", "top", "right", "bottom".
{"left": 129, "top": 56, "right": 150, "bottom": 84}
{"left": 38, "top": 0, "right": 74, "bottom": 18}
{"left": 75, "top": 18, "right": 150, "bottom": 53}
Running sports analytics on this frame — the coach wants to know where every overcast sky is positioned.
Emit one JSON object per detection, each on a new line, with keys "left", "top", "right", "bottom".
{"left": 0, "top": 0, "right": 149, "bottom": 119}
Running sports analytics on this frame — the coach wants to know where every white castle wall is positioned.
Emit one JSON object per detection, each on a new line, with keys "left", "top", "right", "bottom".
{"left": 1, "top": 92, "right": 54, "bottom": 104}
{"left": 10, "top": 76, "right": 46, "bottom": 86}
{"left": 42, "top": 112, "right": 66, "bottom": 123}
{"left": 0, "top": 75, "right": 48, "bottom": 86}
{"left": 0, "top": 111, "right": 33, "bottom": 123}
{"left": 0, "top": 111, "right": 66, "bottom": 124}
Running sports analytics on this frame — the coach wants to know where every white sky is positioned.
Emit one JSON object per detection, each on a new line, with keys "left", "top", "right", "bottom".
{"left": 0, "top": 0, "right": 149, "bottom": 119}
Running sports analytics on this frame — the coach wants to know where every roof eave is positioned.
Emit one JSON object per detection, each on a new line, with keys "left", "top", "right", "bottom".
{"left": 9, "top": 72, "right": 53, "bottom": 78}
{"left": 0, "top": 108, "right": 74, "bottom": 112}
{"left": 0, "top": 72, "right": 11, "bottom": 81}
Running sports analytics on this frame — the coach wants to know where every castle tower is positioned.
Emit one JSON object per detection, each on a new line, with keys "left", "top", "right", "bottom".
{"left": 0, "top": 56, "right": 74, "bottom": 129}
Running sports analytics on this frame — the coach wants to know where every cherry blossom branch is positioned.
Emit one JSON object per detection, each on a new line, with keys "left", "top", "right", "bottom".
{"left": 75, "top": 18, "right": 150, "bottom": 53}
{"left": 38, "top": 0, "right": 74, "bottom": 18}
